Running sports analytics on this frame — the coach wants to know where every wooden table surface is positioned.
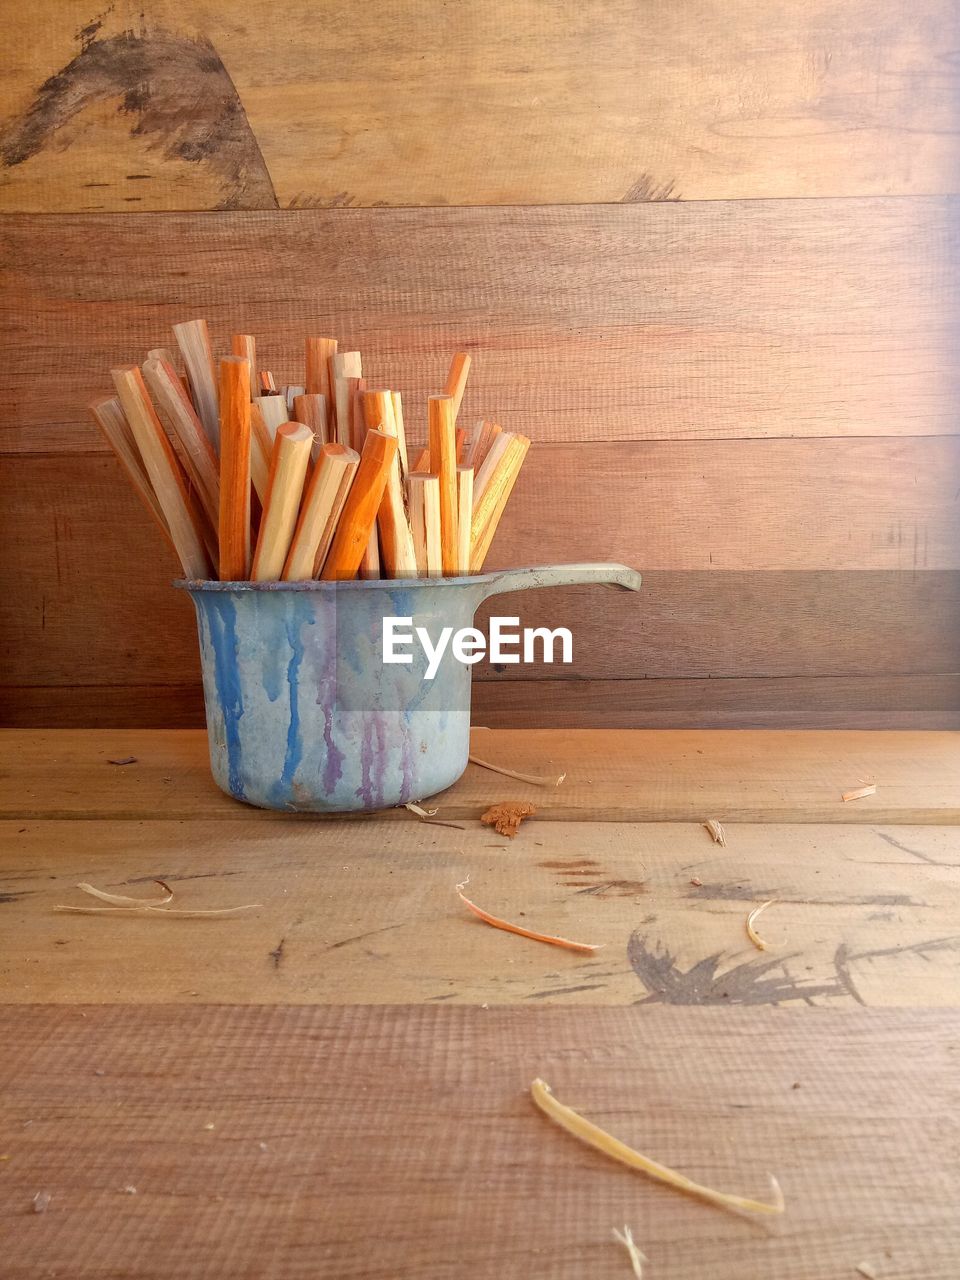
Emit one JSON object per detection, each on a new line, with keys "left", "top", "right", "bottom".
{"left": 1, "top": 728, "right": 959, "bottom": 1278}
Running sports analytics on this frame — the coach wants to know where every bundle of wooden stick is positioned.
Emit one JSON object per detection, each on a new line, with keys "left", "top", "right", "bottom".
{"left": 89, "top": 322, "right": 531, "bottom": 582}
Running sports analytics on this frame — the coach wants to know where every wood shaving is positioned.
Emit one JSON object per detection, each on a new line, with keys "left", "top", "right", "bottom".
{"left": 480, "top": 801, "right": 537, "bottom": 837}
{"left": 531, "top": 1078, "right": 784, "bottom": 1216}
{"left": 856, "top": 1266, "right": 878, "bottom": 1279}
{"left": 404, "top": 802, "right": 465, "bottom": 831}
{"left": 457, "top": 888, "right": 600, "bottom": 954}
{"left": 107, "top": 756, "right": 137, "bottom": 766}
{"left": 55, "top": 881, "right": 259, "bottom": 918}
{"left": 612, "top": 1226, "right": 646, "bottom": 1277}
{"left": 703, "top": 819, "right": 726, "bottom": 846}
{"left": 746, "top": 899, "right": 776, "bottom": 951}
{"left": 74, "top": 880, "right": 173, "bottom": 908}
{"left": 690, "top": 877, "right": 703, "bottom": 887}
{"left": 55, "top": 904, "right": 259, "bottom": 918}
{"left": 32, "top": 1191, "right": 51, "bottom": 1214}
{"left": 469, "top": 754, "right": 565, "bottom": 787}
{"left": 842, "top": 784, "right": 877, "bottom": 802}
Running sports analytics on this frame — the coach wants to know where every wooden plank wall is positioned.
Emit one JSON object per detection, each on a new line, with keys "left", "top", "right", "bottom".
{"left": 1, "top": 0, "right": 957, "bottom": 728}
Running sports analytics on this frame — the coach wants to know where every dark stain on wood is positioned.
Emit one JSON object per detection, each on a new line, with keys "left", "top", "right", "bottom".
{"left": 0, "top": 27, "right": 278, "bottom": 210}
{"left": 538, "top": 860, "right": 601, "bottom": 870}
{"left": 268, "top": 937, "right": 285, "bottom": 969}
{"left": 572, "top": 879, "right": 647, "bottom": 897}
{"left": 835, "top": 935, "right": 960, "bottom": 1006}
{"left": 627, "top": 932, "right": 842, "bottom": 1006}
{"left": 621, "top": 173, "right": 680, "bottom": 202}
{"left": 524, "top": 983, "right": 607, "bottom": 999}
{"left": 875, "top": 831, "right": 954, "bottom": 867}
{"left": 0, "top": 890, "right": 32, "bottom": 904}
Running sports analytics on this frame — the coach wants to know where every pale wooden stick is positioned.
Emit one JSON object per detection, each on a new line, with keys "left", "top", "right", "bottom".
{"left": 470, "top": 434, "right": 530, "bottom": 571}
{"left": 254, "top": 394, "right": 289, "bottom": 440}
{"left": 230, "top": 335, "right": 257, "bottom": 397}
{"left": 408, "top": 473, "right": 441, "bottom": 578}
{"left": 428, "top": 394, "right": 458, "bottom": 575}
{"left": 89, "top": 394, "right": 174, "bottom": 551}
{"left": 331, "top": 351, "right": 362, "bottom": 444}
{"left": 456, "top": 465, "right": 474, "bottom": 575}
{"left": 249, "top": 403, "right": 273, "bottom": 503}
{"left": 364, "top": 389, "right": 416, "bottom": 577}
{"left": 472, "top": 420, "right": 503, "bottom": 471}
{"left": 283, "top": 442, "right": 360, "bottom": 580}
{"left": 321, "top": 429, "right": 397, "bottom": 581}
{"left": 146, "top": 347, "right": 179, "bottom": 371}
{"left": 284, "top": 385, "right": 305, "bottom": 414}
{"left": 251, "top": 422, "right": 313, "bottom": 581}
{"left": 110, "top": 367, "right": 211, "bottom": 579}
{"left": 293, "top": 393, "right": 329, "bottom": 447}
{"left": 390, "top": 390, "right": 409, "bottom": 479}
{"left": 305, "top": 336, "right": 337, "bottom": 436}
{"left": 173, "top": 320, "right": 219, "bottom": 452}
{"left": 444, "top": 351, "right": 471, "bottom": 422}
{"left": 472, "top": 431, "right": 513, "bottom": 512}
{"left": 142, "top": 355, "right": 220, "bottom": 530}
{"left": 218, "top": 356, "right": 252, "bottom": 580}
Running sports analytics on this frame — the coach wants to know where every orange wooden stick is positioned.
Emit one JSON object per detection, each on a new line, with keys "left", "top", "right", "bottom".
{"left": 292, "top": 393, "right": 329, "bottom": 455}
{"left": 320, "top": 429, "right": 397, "bottom": 580}
{"left": 390, "top": 390, "right": 409, "bottom": 477}
{"left": 218, "top": 356, "right": 252, "bottom": 580}
{"left": 411, "top": 447, "right": 431, "bottom": 473}
{"left": 110, "top": 367, "right": 211, "bottom": 579}
{"left": 456, "top": 465, "right": 474, "bottom": 574}
{"left": 251, "top": 422, "right": 314, "bottom": 581}
{"left": 230, "top": 335, "right": 257, "bottom": 396}
{"left": 305, "top": 336, "right": 338, "bottom": 436}
{"left": 89, "top": 394, "right": 175, "bottom": 552}
{"left": 283, "top": 442, "right": 360, "bottom": 580}
{"left": 455, "top": 427, "right": 467, "bottom": 462}
{"left": 428, "top": 394, "right": 458, "bottom": 575}
{"left": 444, "top": 352, "right": 471, "bottom": 422}
{"left": 142, "top": 355, "right": 220, "bottom": 531}
{"left": 471, "top": 420, "right": 503, "bottom": 471}
{"left": 259, "top": 370, "right": 277, "bottom": 393}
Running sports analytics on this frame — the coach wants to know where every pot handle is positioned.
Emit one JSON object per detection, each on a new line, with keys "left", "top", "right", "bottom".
{"left": 477, "top": 562, "right": 642, "bottom": 600}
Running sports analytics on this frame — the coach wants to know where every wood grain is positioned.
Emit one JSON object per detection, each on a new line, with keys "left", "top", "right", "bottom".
{"left": 0, "top": 1003, "right": 958, "bottom": 1278}
{"left": 2, "top": 201, "right": 957, "bottom": 453}
{"left": 4, "top": 674, "right": 960, "bottom": 731}
{"left": 1, "top": 728, "right": 958, "bottom": 822}
{"left": 3, "top": 817, "right": 958, "bottom": 1006}
{"left": 0, "top": 0, "right": 956, "bottom": 209}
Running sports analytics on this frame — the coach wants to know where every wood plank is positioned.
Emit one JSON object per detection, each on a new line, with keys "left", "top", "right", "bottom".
{"left": 1, "top": 729, "right": 957, "bottom": 823}
{"left": 0, "top": 1, "right": 956, "bottom": 209}
{"left": 4, "top": 449, "right": 960, "bottom": 714}
{"left": 2, "top": 200, "right": 957, "bottom": 452}
{"left": 6, "top": 674, "right": 960, "bottom": 731}
{"left": 0, "top": 1004, "right": 958, "bottom": 1278}
{"left": 3, "top": 819, "right": 958, "bottom": 1006}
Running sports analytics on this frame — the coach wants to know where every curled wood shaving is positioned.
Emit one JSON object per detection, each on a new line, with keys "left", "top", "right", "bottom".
{"left": 75, "top": 880, "right": 173, "bottom": 908}
{"left": 468, "top": 754, "right": 566, "bottom": 787}
{"left": 404, "top": 801, "right": 465, "bottom": 831}
{"left": 481, "top": 801, "right": 537, "bottom": 838}
{"left": 703, "top": 819, "right": 726, "bottom": 846}
{"left": 531, "top": 1078, "right": 784, "bottom": 1216}
{"left": 457, "top": 888, "right": 600, "bottom": 954}
{"left": 856, "top": 1265, "right": 878, "bottom": 1280}
{"left": 841, "top": 784, "right": 877, "bottom": 802}
{"left": 55, "top": 904, "right": 259, "bottom": 918}
{"left": 612, "top": 1226, "right": 645, "bottom": 1277}
{"left": 32, "top": 1191, "right": 51, "bottom": 1214}
{"left": 55, "top": 881, "right": 259, "bottom": 918}
{"left": 746, "top": 899, "right": 776, "bottom": 951}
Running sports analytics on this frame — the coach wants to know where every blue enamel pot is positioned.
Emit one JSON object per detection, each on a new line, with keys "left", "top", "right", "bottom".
{"left": 176, "top": 563, "right": 641, "bottom": 812}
